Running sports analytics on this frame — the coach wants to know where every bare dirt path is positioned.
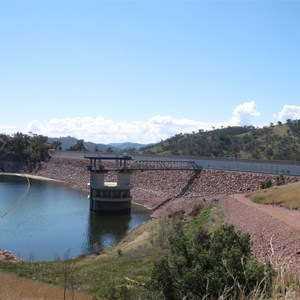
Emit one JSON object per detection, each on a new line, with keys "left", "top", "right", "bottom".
{"left": 219, "top": 194, "right": 300, "bottom": 275}
{"left": 233, "top": 194, "right": 300, "bottom": 231}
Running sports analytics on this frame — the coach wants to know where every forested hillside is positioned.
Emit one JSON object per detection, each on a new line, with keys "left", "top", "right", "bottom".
{"left": 138, "top": 119, "right": 300, "bottom": 161}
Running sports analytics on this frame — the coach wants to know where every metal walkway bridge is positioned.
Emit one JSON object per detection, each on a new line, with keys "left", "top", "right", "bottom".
{"left": 130, "top": 159, "right": 201, "bottom": 171}
{"left": 84, "top": 154, "right": 202, "bottom": 172}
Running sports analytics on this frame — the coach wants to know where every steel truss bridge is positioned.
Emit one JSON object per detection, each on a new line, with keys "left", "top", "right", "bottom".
{"left": 84, "top": 154, "right": 202, "bottom": 172}
{"left": 131, "top": 159, "right": 201, "bottom": 171}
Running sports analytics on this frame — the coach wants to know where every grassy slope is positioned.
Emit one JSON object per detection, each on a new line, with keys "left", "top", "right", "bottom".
{"left": 246, "top": 182, "right": 300, "bottom": 210}
{"left": 272, "top": 123, "right": 288, "bottom": 137}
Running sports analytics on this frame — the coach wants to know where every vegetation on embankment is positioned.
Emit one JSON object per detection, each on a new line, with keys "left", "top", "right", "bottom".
{"left": 138, "top": 119, "right": 300, "bottom": 161}
{"left": 0, "top": 132, "right": 50, "bottom": 172}
{"left": 247, "top": 181, "right": 300, "bottom": 210}
{"left": 1, "top": 202, "right": 299, "bottom": 299}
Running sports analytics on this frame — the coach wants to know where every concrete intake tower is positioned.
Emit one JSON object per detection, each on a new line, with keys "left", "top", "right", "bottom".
{"left": 85, "top": 154, "right": 132, "bottom": 215}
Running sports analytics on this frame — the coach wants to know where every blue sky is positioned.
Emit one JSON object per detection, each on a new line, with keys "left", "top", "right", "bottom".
{"left": 1, "top": 0, "right": 300, "bottom": 144}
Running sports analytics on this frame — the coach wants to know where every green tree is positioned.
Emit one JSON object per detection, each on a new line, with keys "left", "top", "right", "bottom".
{"left": 28, "top": 134, "right": 50, "bottom": 162}
{"left": 107, "top": 146, "right": 113, "bottom": 153}
{"left": 51, "top": 140, "right": 62, "bottom": 150}
{"left": 67, "top": 139, "right": 87, "bottom": 151}
{"left": 9, "top": 132, "right": 30, "bottom": 161}
{"left": 0, "top": 133, "right": 50, "bottom": 169}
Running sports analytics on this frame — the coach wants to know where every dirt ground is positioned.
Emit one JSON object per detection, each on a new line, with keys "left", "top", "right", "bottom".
{"left": 219, "top": 194, "right": 300, "bottom": 275}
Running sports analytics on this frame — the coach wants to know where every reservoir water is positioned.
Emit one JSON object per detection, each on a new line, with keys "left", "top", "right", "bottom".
{"left": 0, "top": 175, "right": 151, "bottom": 261}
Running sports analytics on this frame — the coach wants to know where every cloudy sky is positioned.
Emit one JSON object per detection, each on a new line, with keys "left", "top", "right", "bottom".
{"left": 1, "top": 1, "right": 300, "bottom": 144}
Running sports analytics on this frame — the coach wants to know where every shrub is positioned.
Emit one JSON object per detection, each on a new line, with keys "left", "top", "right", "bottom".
{"left": 276, "top": 174, "right": 285, "bottom": 186}
{"left": 150, "top": 223, "right": 273, "bottom": 299}
{"left": 260, "top": 179, "right": 272, "bottom": 189}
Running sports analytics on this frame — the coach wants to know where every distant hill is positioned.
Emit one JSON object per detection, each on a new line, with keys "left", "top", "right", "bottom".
{"left": 108, "top": 142, "right": 147, "bottom": 150}
{"left": 48, "top": 136, "right": 81, "bottom": 150}
{"left": 47, "top": 136, "right": 147, "bottom": 153}
{"left": 138, "top": 120, "right": 300, "bottom": 161}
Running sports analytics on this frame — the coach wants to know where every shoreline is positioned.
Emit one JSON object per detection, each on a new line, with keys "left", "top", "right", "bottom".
{"left": 0, "top": 172, "right": 64, "bottom": 183}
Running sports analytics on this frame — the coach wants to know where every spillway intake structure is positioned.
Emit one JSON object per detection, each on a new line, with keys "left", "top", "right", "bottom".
{"left": 85, "top": 154, "right": 132, "bottom": 215}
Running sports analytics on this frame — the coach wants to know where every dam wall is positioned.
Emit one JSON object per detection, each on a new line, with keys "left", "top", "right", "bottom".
{"left": 52, "top": 151, "right": 300, "bottom": 176}
{"left": 193, "top": 157, "right": 300, "bottom": 176}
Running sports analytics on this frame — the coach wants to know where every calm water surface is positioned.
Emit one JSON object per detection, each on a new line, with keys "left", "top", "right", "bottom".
{"left": 0, "top": 175, "right": 151, "bottom": 261}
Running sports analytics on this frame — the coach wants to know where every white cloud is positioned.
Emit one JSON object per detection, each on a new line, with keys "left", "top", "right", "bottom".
{"left": 24, "top": 115, "right": 212, "bottom": 144}
{"left": 231, "top": 100, "right": 260, "bottom": 125}
{"left": 274, "top": 105, "right": 300, "bottom": 122}
{"left": 22, "top": 101, "right": 261, "bottom": 144}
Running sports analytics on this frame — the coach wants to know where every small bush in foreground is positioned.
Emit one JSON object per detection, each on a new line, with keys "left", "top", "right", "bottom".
{"left": 150, "top": 223, "right": 273, "bottom": 300}
{"left": 260, "top": 179, "right": 272, "bottom": 189}
{"left": 276, "top": 174, "right": 285, "bottom": 186}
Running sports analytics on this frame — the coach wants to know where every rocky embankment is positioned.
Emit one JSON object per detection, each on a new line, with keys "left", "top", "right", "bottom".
{"left": 36, "top": 156, "right": 299, "bottom": 216}
{"left": 0, "top": 250, "right": 21, "bottom": 263}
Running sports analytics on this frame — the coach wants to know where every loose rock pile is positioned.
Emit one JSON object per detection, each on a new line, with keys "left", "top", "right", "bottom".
{"left": 37, "top": 157, "right": 90, "bottom": 191}
{"left": 0, "top": 250, "right": 21, "bottom": 263}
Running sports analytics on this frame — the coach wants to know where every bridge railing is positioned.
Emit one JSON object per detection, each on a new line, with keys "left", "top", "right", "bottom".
{"left": 130, "top": 160, "right": 202, "bottom": 171}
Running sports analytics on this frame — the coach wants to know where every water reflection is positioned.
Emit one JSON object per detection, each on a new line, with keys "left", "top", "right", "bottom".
{"left": 86, "top": 213, "right": 131, "bottom": 253}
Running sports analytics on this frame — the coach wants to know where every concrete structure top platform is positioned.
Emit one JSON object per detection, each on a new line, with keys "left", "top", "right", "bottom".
{"left": 88, "top": 182, "right": 132, "bottom": 189}
{"left": 84, "top": 153, "right": 132, "bottom": 172}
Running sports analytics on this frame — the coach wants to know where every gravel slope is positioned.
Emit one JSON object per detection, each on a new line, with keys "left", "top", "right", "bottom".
{"left": 219, "top": 194, "right": 300, "bottom": 275}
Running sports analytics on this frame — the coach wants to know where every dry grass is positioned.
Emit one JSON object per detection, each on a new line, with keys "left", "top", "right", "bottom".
{"left": 0, "top": 272, "right": 93, "bottom": 300}
{"left": 247, "top": 182, "right": 300, "bottom": 210}
{"left": 273, "top": 272, "right": 300, "bottom": 300}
